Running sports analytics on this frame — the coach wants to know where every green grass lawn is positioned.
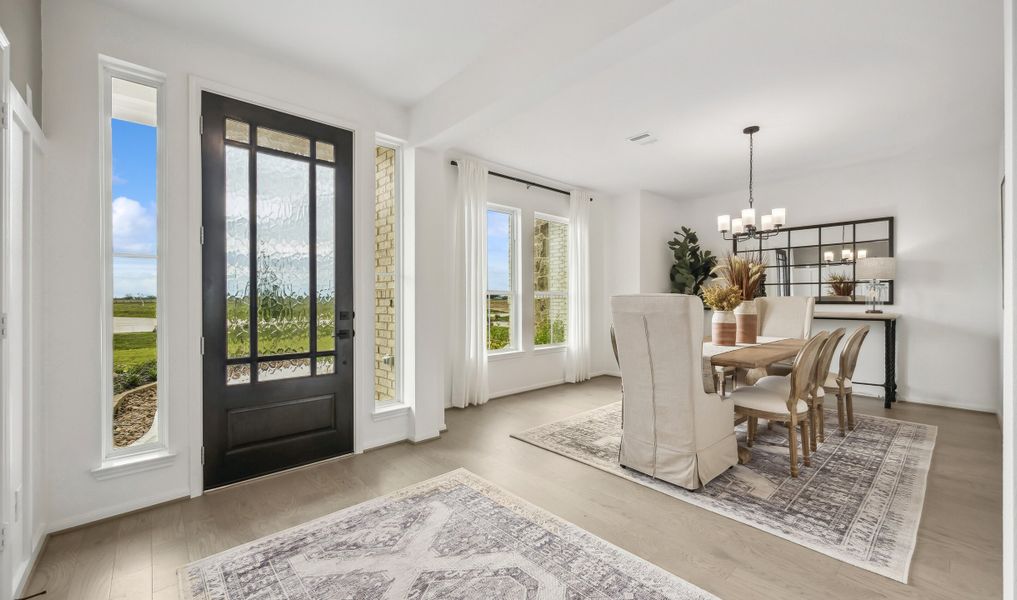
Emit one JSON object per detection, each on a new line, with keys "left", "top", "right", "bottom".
{"left": 114, "top": 298, "right": 156, "bottom": 318}
{"left": 113, "top": 332, "right": 157, "bottom": 370}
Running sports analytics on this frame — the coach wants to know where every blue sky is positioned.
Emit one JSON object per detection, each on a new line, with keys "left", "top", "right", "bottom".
{"left": 487, "top": 210, "right": 511, "bottom": 291}
{"left": 112, "top": 119, "right": 158, "bottom": 297}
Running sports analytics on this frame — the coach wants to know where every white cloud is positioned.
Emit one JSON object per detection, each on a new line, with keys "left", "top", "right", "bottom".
{"left": 112, "top": 196, "right": 156, "bottom": 255}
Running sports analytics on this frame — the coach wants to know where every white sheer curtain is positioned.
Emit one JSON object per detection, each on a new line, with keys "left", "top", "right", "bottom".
{"left": 565, "top": 190, "right": 591, "bottom": 383}
{"left": 449, "top": 159, "right": 490, "bottom": 407}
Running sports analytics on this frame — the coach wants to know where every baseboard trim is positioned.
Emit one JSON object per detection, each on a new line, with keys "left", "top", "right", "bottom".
{"left": 14, "top": 528, "right": 48, "bottom": 599}
{"left": 490, "top": 378, "right": 567, "bottom": 399}
{"left": 47, "top": 488, "right": 191, "bottom": 534}
{"left": 893, "top": 397, "right": 998, "bottom": 414}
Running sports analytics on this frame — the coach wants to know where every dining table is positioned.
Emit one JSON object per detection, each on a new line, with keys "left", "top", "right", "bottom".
{"left": 702, "top": 336, "right": 809, "bottom": 464}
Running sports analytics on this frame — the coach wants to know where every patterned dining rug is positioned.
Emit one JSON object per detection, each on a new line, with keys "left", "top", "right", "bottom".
{"left": 179, "top": 468, "right": 717, "bottom": 599}
{"left": 512, "top": 402, "right": 936, "bottom": 583}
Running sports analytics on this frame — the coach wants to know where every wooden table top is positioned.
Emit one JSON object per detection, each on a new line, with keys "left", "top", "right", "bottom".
{"left": 704, "top": 337, "right": 807, "bottom": 369}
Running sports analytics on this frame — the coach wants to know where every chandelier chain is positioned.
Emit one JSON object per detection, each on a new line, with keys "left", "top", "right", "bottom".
{"left": 748, "top": 130, "right": 754, "bottom": 208}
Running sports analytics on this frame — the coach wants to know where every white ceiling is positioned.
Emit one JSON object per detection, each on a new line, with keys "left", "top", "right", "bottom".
{"left": 445, "top": 0, "right": 1004, "bottom": 198}
{"left": 97, "top": 0, "right": 563, "bottom": 105}
{"left": 100, "top": 0, "right": 1003, "bottom": 199}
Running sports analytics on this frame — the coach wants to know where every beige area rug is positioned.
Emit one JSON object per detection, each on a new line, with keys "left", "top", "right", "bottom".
{"left": 179, "top": 468, "right": 718, "bottom": 599}
{"left": 512, "top": 402, "right": 936, "bottom": 583}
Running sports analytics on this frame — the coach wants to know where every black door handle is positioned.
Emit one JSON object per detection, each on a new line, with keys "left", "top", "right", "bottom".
{"left": 336, "top": 329, "right": 353, "bottom": 365}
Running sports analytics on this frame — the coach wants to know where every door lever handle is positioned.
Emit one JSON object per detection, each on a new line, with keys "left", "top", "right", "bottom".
{"left": 336, "top": 329, "right": 353, "bottom": 365}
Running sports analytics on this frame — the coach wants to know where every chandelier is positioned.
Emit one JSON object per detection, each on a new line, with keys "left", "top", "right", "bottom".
{"left": 717, "top": 125, "right": 785, "bottom": 241}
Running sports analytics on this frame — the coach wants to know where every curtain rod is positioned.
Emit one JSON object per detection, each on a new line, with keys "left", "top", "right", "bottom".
{"left": 449, "top": 160, "right": 591, "bottom": 200}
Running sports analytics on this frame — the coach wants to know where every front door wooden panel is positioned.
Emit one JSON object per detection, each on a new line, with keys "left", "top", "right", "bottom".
{"left": 201, "top": 92, "right": 354, "bottom": 489}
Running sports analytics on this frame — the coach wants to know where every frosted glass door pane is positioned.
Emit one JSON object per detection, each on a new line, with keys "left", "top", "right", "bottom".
{"left": 256, "top": 152, "right": 311, "bottom": 356}
{"left": 225, "top": 146, "right": 251, "bottom": 359}
{"left": 316, "top": 165, "right": 335, "bottom": 352}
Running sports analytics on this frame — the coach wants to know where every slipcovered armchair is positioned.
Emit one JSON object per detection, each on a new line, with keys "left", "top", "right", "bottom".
{"left": 610, "top": 294, "right": 738, "bottom": 489}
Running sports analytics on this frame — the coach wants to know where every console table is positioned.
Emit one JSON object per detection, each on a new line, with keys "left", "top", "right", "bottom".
{"left": 814, "top": 311, "right": 898, "bottom": 409}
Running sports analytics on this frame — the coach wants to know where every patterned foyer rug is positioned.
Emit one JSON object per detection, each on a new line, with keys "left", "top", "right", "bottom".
{"left": 512, "top": 402, "right": 936, "bottom": 584}
{"left": 179, "top": 469, "right": 717, "bottom": 599}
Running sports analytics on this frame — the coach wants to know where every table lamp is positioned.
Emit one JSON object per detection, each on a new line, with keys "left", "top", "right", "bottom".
{"left": 856, "top": 257, "right": 896, "bottom": 313}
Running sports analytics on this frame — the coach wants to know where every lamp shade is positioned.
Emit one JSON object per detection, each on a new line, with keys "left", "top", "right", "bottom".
{"left": 856, "top": 257, "right": 896, "bottom": 281}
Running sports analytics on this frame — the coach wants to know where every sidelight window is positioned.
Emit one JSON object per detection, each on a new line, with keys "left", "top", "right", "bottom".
{"left": 375, "top": 142, "right": 402, "bottom": 404}
{"left": 101, "top": 57, "right": 167, "bottom": 460}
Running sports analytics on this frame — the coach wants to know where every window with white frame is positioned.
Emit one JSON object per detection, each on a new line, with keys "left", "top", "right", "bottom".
{"left": 101, "top": 57, "right": 167, "bottom": 459}
{"left": 533, "top": 213, "right": 568, "bottom": 346}
{"left": 486, "top": 206, "right": 518, "bottom": 352}
{"left": 374, "top": 142, "right": 402, "bottom": 404}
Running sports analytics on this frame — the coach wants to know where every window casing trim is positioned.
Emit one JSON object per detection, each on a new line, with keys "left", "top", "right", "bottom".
{"left": 485, "top": 204, "right": 522, "bottom": 355}
{"left": 98, "top": 55, "right": 169, "bottom": 466}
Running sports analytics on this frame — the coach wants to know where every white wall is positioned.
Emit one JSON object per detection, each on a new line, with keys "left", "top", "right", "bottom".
{"left": 677, "top": 147, "right": 1002, "bottom": 412}
{"left": 40, "top": 0, "right": 409, "bottom": 530}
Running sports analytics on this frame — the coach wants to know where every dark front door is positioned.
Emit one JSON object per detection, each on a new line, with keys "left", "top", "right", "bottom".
{"left": 201, "top": 92, "right": 354, "bottom": 489}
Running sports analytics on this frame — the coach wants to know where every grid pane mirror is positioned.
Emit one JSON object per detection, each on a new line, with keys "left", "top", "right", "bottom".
{"left": 732, "top": 217, "right": 894, "bottom": 305}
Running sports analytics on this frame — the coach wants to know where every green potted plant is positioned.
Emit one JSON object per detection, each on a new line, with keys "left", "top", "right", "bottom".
{"left": 668, "top": 227, "right": 717, "bottom": 298}
{"left": 702, "top": 284, "right": 742, "bottom": 346}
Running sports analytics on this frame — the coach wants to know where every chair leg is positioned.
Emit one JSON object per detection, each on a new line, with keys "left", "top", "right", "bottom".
{"left": 767, "top": 420, "right": 773, "bottom": 431}
{"left": 747, "top": 416, "right": 757, "bottom": 448}
{"left": 846, "top": 390, "right": 856, "bottom": 430}
{"left": 788, "top": 414, "right": 799, "bottom": 478}
{"left": 816, "top": 396, "right": 825, "bottom": 444}
{"left": 836, "top": 386, "right": 846, "bottom": 436}
{"left": 807, "top": 402, "right": 818, "bottom": 452}
{"left": 800, "top": 415, "right": 811, "bottom": 467}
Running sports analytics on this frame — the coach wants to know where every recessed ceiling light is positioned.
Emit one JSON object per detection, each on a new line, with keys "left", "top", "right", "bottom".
{"left": 626, "top": 131, "right": 658, "bottom": 145}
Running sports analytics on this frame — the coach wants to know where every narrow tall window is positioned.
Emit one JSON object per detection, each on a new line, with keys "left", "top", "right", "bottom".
{"left": 375, "top": 143, "right": 400, "bottom": 403}
{"left": 487, "top": 207, "right": 518, "bottom": 352}
{"left": 102, "top": 59, "right": 166, "bottom": 458}
{"left": 534, "top": 214, "right": 568, "bottom": 346}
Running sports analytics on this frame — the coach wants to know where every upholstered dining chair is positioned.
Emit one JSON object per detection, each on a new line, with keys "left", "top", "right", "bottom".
{"left": 730, "top": 331, "right": 828, "bottom": 477}
{"left": 753, "top": 296, "right": 817, "bottom": 380}
{"left": 610, "top": 294, "right": 739, "bottom": 490}
{"left": 823, "top": 325, "right": 871, "bottom": 435}
{"left": 756, "top": 296, "right": 816, "bottom": 339}
{"left": 755, "top": 328, "right": 845, "bottom": 450}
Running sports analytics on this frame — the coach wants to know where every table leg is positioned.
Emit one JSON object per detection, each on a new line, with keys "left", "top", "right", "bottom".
{"left": 884, "top": 319, "right": 897, "bottom": 408}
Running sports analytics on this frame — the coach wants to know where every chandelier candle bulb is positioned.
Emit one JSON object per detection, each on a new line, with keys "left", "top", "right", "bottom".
{"left": 760, "top": 214, "right": 773, "bottom": 231}
{"left": 741, "top": 207, "right": 756, "bottom": 228}
{"left": 772, "top": 208, "right": 786, "bottom": 226}
{"left": 732, "top": 218, "right": 745, "bottom": 234}
{"left": 718, "top": 214, "right": 730, "bottom": 232}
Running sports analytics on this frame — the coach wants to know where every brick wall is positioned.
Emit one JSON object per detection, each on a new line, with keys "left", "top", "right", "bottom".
{"left": 534, "top": 218, "right": 569, "bottom": 345}
{"left": 375, "top": 146, "right": 397, "bottom": 402}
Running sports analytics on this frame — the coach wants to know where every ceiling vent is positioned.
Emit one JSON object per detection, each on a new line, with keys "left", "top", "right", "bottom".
{"left": 626, "top": 131, "right": 658, "bottom": 145}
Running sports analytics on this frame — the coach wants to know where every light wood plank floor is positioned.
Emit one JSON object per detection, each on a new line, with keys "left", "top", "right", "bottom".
{"left": 23, "top": 377, "right": 1001, "bottom": 599}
